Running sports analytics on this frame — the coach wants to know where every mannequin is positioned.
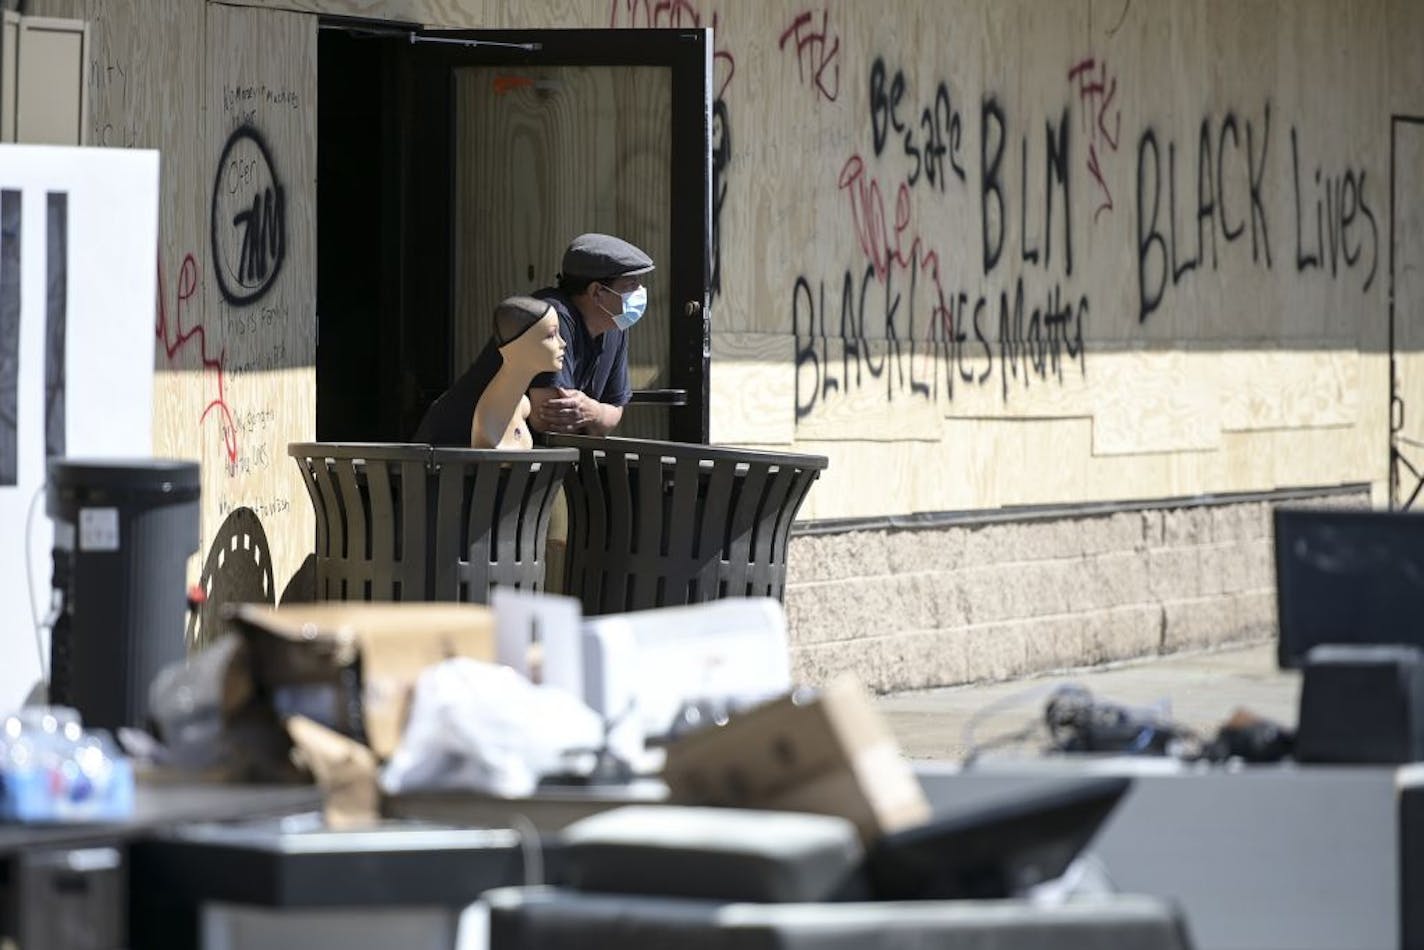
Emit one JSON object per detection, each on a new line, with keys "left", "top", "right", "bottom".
{"left": 472, "top": 296, "right": 566, "bottom": 449}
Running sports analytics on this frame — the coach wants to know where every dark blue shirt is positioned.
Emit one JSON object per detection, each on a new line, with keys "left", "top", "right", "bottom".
{"left": 411, "top": 337, "right": 502, "bottom": 445}
{"left": 531, "top": 289, "right": 631, "bottom": 407}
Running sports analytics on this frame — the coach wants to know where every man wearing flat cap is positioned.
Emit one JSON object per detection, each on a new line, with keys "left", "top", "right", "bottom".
{"left": 527, "top": 232, "right": 654, "bottom": 436}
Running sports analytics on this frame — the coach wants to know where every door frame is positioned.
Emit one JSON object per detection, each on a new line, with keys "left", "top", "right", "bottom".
{"left": 1390, "top": 114, "right": 1424, "bottom": 508}
{"left": 397, "top": 27, "right": 713, "bottom": 444}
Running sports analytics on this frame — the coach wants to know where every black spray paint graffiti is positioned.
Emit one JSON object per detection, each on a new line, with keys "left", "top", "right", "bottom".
{"left": 793, "top": 261, "right": 940, "bottom": 417}
{"left": 1136, "top": 106, "right": 1272, "bottom": 322}
{"left": 711, "top": 98, "right": 730, "bottom": 300}
{"left": 211, "top": 125, "right": 286, "bottom": 306}
{"left": 1290, "top": 127, "right": 1379, "bottom": 291}
{"left": 1135, "top": 105, "right": 1378, "bottom": 321}
{"left": 792, "top": 265, "right": 1086, "bottom": 419}
{"left": 868, "top": 57, "right": 965, "bottom": 192}
{"left": 994, "top": 278, "right": 1086, "bottom": 401}
{"left": 793, "top": 78, "right": 1090, "bottom": 424}
{"left": 981, "top": 97, "right": 1073, "bottom": 277}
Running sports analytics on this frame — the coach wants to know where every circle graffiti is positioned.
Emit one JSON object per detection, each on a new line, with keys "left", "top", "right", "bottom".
{"left": 211, "top": 125, "right": 286, "bottom": 306}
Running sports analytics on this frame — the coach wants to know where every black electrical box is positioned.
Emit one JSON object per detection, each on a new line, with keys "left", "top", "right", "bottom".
{"left": 46, "top": 458, "right": 200, "bottom": 731}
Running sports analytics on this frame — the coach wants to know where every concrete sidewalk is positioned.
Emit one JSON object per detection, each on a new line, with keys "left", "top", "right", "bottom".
{"left": 874, "top": 639, "right": 1298, "bottom": 761}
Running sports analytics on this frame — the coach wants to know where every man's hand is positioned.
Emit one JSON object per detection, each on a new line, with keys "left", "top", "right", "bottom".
{"left": 538, "top": 387, "right": 599, "bottom": 434}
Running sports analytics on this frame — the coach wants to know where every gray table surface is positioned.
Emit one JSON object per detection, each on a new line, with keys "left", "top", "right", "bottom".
{"left": 0, "top": 780, "right": 322, "bottom": 856}
{"left": 916, "top": 757, "right": 1422, "bottom": 950}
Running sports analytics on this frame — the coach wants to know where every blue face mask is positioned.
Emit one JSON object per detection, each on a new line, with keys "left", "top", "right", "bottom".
{"left": 600, "top": 284, "right": 648, "bottom": 330}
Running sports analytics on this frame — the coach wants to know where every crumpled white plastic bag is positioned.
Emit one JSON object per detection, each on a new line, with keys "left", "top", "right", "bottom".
{"left": 380, "top": 657, "right": 606, "bottom": 798}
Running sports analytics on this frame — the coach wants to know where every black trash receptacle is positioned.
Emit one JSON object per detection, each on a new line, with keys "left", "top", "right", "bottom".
{"left": 288, "top": 442, "right": 432, "bottom": 602}
{"left": 428, "top": 447, "right": 576, "bottom": 604}
{"left": 547, "top": 435, "right": 828, "bottom": 616}
{"left": 45, "top": 458, "right": 201, "bottom": 730}
{"left": 288, "top": 443, "right": 577, "bottom": 606}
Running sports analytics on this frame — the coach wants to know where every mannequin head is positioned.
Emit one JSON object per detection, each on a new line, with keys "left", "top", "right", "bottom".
{"left": 494, "top": 296, "right": 564, "bottom": 374}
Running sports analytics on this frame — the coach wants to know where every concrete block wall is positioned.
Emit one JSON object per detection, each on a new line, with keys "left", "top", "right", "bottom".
{"left": 784, "top": 488, "right": 1370, "bottom": 693}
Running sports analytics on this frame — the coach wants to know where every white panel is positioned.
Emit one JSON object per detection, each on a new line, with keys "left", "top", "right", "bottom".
{"left": 0, "top": 144, "right": 158, "bottom": 712}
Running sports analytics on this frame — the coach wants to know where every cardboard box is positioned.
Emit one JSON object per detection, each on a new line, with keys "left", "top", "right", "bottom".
{"left": 228, "top": 603, "right": 497, "bottom": 759}
{"left": 661, "top": 675, "right": 931, "bottom": 843}
{"left": 286, "top": 714, "right": 382, "bottom": 827}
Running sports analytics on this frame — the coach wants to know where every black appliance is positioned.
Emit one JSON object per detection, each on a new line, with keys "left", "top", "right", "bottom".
{"left": 1274, "top": 507, "right": 1424, "bottom": 668}
{"left": 46, "top": 459, "right": 200, "bottom": 730}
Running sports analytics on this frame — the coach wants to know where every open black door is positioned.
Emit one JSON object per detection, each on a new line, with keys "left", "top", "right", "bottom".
{"left": 317, "top": 25, "right": 712, "bottom": 444}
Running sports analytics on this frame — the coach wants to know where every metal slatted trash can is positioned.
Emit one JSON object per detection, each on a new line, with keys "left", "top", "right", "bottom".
{"left": 428, "top": 447, "right": 576, "bottom": 604}
{"left": 289, "top": 442, "right": 577, "bottom": 605}
{"left": 548, "top": 435, "right": 828, "bottom": 616}
{"left": 289, "top": 443, "right": 430, "bottom": 602}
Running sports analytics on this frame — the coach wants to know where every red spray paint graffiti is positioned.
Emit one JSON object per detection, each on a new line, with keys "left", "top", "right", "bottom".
{"left": 838, "top": 155, "right": 950, "bottom": 330}
{"left": 608, "top": 0, "right": 736, "bottom": 98}
{"left": 1067, "top": 57, "right": 1122, "bottom": 223}
{"left": 156, "top": 253, "right": 238, "bottom": 464}
{"left": 778, "top": 9, "right": 841, "bottom": 103}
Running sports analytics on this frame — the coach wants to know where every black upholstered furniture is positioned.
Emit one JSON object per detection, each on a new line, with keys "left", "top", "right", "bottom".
{"left": 485, "top": 888, "right": 1194, "bottom": 950}
{"left": 288, "top": 442, "right": 575, "bottom": 604}
{"left": 484, "top": 804, "right": 1193, "bottom": 950}
{"left": 547, "top": 435, "right": 828, "bottom": 616}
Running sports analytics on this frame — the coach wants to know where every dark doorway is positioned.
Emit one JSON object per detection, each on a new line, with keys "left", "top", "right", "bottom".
{"left": 316, "top": 24, "right": 712, "bottom": 445}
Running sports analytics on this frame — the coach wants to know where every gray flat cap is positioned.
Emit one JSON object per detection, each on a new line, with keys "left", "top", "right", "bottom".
{"left": 561, "top": 233, "right": 655, "bottom": 280}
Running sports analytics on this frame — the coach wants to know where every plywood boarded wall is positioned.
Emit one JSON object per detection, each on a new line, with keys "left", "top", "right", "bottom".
{"left": 32, "top": 0, "right": 317, "bottom": 605}
{"left": 209, "top": 0, "right": 1419, "bottom": 525}
{"left": 56, "top": 0, "right": 1424, "bottom": 543}
{"left": 685, "top": 0, "right": 1395, "bottom": 521}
